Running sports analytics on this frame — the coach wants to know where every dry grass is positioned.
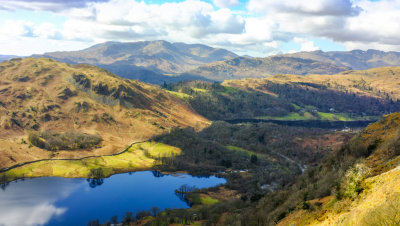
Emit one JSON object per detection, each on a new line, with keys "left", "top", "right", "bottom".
{"left": 0, "top": 58, "right": 209, "bottom": 168}
{"left": 277, "top": 112, "right": 400, "bottom": 226}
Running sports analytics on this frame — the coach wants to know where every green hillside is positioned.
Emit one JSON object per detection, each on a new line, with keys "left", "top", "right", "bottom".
{"left": 163, "top": 67, "right": 400, "bottom": 121}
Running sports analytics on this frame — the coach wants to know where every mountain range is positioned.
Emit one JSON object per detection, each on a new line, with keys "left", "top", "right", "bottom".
{"left": 185, "top": 49, "right": 400, "bottom": 81}
{"left": 282, "top": 49, "right": 400, "bottom": 70}
{"left": 32, "top": 41, "right": 400, "bottom": 84}
{"left": 0, "top": 55, "right": 19, "bottom": 62}
{"left": 34, "top": 40, "right": 237, "bottom": 84}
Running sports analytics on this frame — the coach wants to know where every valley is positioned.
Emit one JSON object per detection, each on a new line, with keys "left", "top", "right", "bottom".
{"left": 1, "top": 45, "right": 400, "bottom": 226}
{"left": 3, "top": 0, "right": 400, "bottom": 225}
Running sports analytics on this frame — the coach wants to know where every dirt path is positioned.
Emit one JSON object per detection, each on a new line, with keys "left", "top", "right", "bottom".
{"left": 0, "top": 140, "right": 145, "bottom": 173}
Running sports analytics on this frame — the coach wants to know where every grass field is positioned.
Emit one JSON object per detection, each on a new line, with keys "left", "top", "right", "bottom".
{"left": 165, "top": 90, "right": 192, "bottom": 100}
{"left": 200, "top": 195, "right": 219, "bottom": 205}
{"left": 255, "top": 112, "right": 379, "bottom": 121}
{"left": 0, "top": 141, "right": 180, "bottom": 182}
{"left": 226, "top": 145, "right": 254, "bottom": 156}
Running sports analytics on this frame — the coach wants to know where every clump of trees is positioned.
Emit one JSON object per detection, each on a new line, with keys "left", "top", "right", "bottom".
{"left": 164, "top": 80, "right": 400, "bottom": 121}
{"left": 165, "top": 80, "right": 294, "bottom": 120}
{"left": 28, "top": 130, "right": 102, "bottom": 151}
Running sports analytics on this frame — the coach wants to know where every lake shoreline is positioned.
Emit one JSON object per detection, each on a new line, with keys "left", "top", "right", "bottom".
{"left": 0, "top": 141, "right": 181, "bottom": 184}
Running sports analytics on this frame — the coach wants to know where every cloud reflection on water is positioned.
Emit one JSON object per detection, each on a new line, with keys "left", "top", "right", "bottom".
{"left": 0, "top": 177, "right": 84, "bottom": 226}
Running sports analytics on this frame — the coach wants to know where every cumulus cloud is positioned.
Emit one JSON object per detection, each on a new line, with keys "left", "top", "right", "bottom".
{"left": 0, "top": 0, "right": 109, "bottom": 12}
{"left": 0, "top": 20, "right": 62, "bottom": 39}
{"left": 0, "top": 20, "right": 34, "bottom": 37}
{"left": 213, "top": 0, "right": 240, "bottom": 8}
{"left": 294, "top": 37, "right": 320, "bottom": 51}
{"left": 245, "top": 0, "right": 400, "bottom": 53}
{"left": 2, "top": 0, "right": 400, "bottom": 56}
{"left": 247, "top": 0, "right": 361, "bottom": 16}
{"left": 62, "top": 0, "right": 245, "bottom": 42}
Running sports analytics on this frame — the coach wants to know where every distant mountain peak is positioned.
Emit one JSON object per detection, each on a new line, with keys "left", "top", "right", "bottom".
{"left": 34, "top": 40, "right": 238, "bottom": 84}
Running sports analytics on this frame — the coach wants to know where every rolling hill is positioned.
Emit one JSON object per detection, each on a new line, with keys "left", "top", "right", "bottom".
{"left": 0, "top": 57, "right": 208, "bottom": 169}
{"left": 226, "top": 66, "right": 400, "bottom": 101}
{"left": 183, "top": 49, "right": 400, "bottom": 82}
{"left": 282, "top": 49, "right": 400, "bottom": 70}
{"left": 33, "top": 40, "right": 237, "bottom": 84}
{"left": 183, "top": 56, "right": 351, "bottom": 81}
{"left": 164, "top": 67, "right": 400, "bottom": 121}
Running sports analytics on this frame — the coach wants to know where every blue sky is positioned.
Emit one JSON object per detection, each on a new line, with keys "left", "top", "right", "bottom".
{"left": 0, "top": 0, "right": 398, "bottom": 56}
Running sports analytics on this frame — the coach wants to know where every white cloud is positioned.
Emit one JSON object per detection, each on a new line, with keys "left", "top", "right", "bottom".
{"left": 0, "top": 20, "right": 34, "bottom": 37}
{"left": 0, "top": 0, "right": 109, "bottom": 12}
{"left": 62, "top": 0, "right": 245, "bottom": 42}
{"left": 213, "top": 0, "right": 240, "bottom": 8}
{"left": 294, "top": 37, "right": 320, "bottom": 51}
{"left": 2, "top": 0, "right": 400, "bottom": 56}
{"left": 0, "top": 35, "right": 92, "bottom": 55}
{"left": 247, "top": 0, "right": 361, "bottom": 16}
{"left": 245, "top": 0, "right": 400, "bottom": 53}
{"left": 34, "top": 22, "right": 62, "bottom": 39}
{"left": 0, "top": 20, "right": 63, "bottom": 41}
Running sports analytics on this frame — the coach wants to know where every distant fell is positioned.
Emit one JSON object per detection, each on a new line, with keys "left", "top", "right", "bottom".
{"left": 183, "top": 56, "right": 351, "bottom": 81}
{"left": 33, "top": 40, "right": 237, "bottom": 83}
{"left": 281, "top": 49, "right": 400, "bottom": 70}
{"left": 183, "top": 49, "right": 400, "bottom": 81}
{"left": 0, "top": 55, "right": 19, "bottom": 62}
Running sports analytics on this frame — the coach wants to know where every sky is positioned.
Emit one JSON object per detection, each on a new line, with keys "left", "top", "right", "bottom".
{"left": 0, "top": 0, "right": 399, "bottom": 57}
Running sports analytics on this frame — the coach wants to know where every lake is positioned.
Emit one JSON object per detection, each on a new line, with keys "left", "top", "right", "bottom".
{"left": 0, "top": 171, "right": 226, "bottom": 226}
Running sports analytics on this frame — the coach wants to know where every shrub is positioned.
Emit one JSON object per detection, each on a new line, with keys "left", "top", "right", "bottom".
{"left": 339, "top": 163, "right": 370, "bottom": 199}
{"left": 28, "top": 130, "right": 102, "bottom": 151}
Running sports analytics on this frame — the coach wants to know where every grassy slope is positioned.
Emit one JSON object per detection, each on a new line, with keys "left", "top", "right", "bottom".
{"left": 222, "top": 67, "right": 400, "bottom": 120}
{"left": 166, "top": 69, "right": 400, "bottom": 121}
{"left": 226, "top": 66, "right": 400, "bottom": 100}
{"left": 277, "top": 112, "right": 400, "bottom": 225}
{"left": 255, "top": 112, "right": 378, "bottom": 121}
{"left": 0, "top": 58, "right": 208, "bottom": 168}
{"left": 0, "top": 141, "right": 180, "bottom": 182}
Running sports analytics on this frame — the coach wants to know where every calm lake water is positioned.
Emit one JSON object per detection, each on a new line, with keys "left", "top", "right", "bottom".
{"left": 0, "top": 171, "right": 226, "bottom": 226}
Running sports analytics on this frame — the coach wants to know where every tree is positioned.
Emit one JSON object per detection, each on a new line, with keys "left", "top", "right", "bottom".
{"left": 110, "top": 216, "right": 118, "bottom": 224}
{"left": 122, "top": 212, "right": 133, "bottom": 225}
{"left": 150, "top": 206, "right": 161, "bottom": 217}
{"left": 87, "top": 219, "right": 100, "bottom": 226}
{"left": 250, "top": 154, "right": 258, "bottom": 164}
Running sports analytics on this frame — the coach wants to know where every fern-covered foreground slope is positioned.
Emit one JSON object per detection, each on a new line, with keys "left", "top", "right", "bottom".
{"left": 275, "top": 112, "right": 400, "bottom": 225}
{"left": 232, "top": 112, "right": 400, "bottom": 225}
{"left": 0, "top": 58, "right": 208, "bottom": 169}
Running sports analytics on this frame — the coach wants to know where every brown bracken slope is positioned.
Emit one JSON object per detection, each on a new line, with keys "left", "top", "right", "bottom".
{"left": 0, "top": 58, "right": 209, "bottom": 168}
